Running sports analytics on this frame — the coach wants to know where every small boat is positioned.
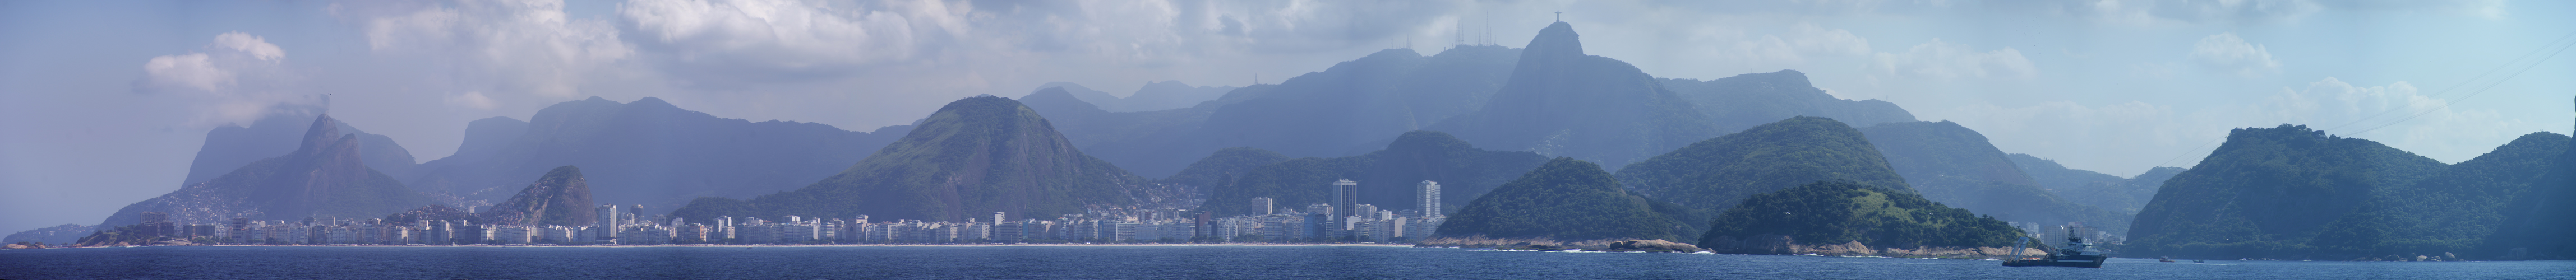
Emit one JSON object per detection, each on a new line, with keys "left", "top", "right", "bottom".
{"left": 2159, "top": 256, "right": 2176, "bottom": 263}
{"left": 2003, "top": 227, "right": 2109, "bottom": 268}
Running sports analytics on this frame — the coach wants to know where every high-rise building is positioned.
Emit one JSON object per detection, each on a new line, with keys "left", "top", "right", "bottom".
{"left": 1352, "top": 204, "right": 1378, "bottom": 220}
{"left": 1250, "top": 197, "right": 1275, "bottom": 215}
{"left": 598, "top": 204, "right": 621, "bottom": 227}
{"left": 138, "top": 212, "right": 174, "bottom": 237}
{"left": 1418, "top": 180, "right": 1442, "bottom": 217}
{"left": 1331, "top": 179, "right": 1359, "bottom": 221}
{"left": 230, "top": 217, "right": 250, "bottom": 243}
{"left": 992, "top": 212, "right": 1006, "bottom": 225}
{"left": 629, "top": 204, "right": 645, "bottom": 225}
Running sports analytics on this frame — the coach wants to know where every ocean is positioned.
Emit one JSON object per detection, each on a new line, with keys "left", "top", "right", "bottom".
{"left": 2, "top": 245, "right": 2569, "bottom": 279}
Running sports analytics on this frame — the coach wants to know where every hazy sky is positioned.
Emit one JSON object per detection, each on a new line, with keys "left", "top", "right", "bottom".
{"left": 4, "top": 0, "right": 2572, "bottom": 233}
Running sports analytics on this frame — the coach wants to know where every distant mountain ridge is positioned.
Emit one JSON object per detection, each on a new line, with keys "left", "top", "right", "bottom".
{"left": 406, "top": 96, "right": 912, "bottom": 215}
{"left": 1027, "top": 45, "right": 1525, "bottom": 179}
{"left": 1660, "top": 70, "right": 1915, "bottom": 133}
{"left": 1854, "top": 120, "right": 2131, "bottom": 234}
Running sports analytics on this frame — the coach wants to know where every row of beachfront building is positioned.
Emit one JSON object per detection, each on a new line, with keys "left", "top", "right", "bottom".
{"left": 155, "top": 202, "right": 1444, "bottom": 245}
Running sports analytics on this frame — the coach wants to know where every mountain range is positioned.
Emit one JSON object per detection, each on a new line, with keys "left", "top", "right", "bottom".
{"left": 405, "top": 97, "right": 912, "bottom": 213}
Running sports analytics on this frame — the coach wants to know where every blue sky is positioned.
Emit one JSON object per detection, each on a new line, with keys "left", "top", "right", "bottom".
{"left": 3, "top": 0, "right": 2572, "bottom": 233}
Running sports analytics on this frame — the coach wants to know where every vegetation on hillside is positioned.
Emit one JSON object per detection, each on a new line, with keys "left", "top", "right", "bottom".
{"left": 1700, "top": 180, "right": 2025, "bottom": 249}
{"left": 1435, "top": 157, "right": 1693, "bottom": 241}
{"left": 2127, "top": 124, "right": 2449, "bottom": 258}
{"left": 1616, "top": 116, "right": 1909, "bottom": 214}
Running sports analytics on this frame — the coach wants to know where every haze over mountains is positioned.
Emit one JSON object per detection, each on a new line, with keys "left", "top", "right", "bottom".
{"left": 405, "top": 97, "right": 913, "bottom": 212}
{"left": 21, "top": 20, "right": 2575, "bottom": 260}
{"left": 99, "top": 115, "right": 430, "bottom": 228}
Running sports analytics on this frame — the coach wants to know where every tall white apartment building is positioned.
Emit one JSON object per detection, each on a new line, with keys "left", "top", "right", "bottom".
{"left": 1418, "top": 180, "right": 1442, "bottom": 217}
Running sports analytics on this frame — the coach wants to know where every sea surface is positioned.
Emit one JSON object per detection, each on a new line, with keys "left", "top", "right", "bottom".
{"left": 2, "top": 245, "right": 2570, "bottom": 279}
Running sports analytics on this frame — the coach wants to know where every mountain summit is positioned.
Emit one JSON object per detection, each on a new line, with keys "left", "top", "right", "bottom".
{"left": 674, "top": 96, "right": 1169, "bottom": 222}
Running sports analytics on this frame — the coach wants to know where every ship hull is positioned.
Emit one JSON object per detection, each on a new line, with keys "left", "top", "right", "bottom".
{"left": 2002, "top": 256, "right": 2107, "bottom": 268}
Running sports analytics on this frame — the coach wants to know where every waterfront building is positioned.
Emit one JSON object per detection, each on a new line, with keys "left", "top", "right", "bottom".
{"left": 994, "top": 222, "right": 1025, "bottom": 244}
{"left": 1111, "top": 220, "right": 1138, "bottom": 242}
{"left": 230, "top": 217, "right": 250, "bottom": 244}
{"left": 1331, "top": 179, "right": 1359, "bottom": 222}
{"left": 628, "top": 204, "right": 645, "bottom": 226}
{"left": 1418, "top": 180, "right": 1442, "bottom": 217}
{"left": 1250, "top": 198, "right": 1275, "bottom": 216}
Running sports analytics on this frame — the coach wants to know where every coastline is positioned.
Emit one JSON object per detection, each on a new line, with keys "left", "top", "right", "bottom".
{"left": 40, "top": 243, "right": 1423, "bottom": 249}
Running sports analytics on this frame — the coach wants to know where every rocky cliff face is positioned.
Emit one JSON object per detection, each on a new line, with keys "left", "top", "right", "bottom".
{"left": 98, "top": 115, "right": 431, "bottom": 227}
{"left": 182, "top": 114, "right": 419, "bottom": 186}
{"left": 478, "top": 165, "right": 595, "bottom": 226}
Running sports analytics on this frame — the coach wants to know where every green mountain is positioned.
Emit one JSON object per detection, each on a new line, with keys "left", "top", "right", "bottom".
{"left": 1197, "top": 131, "right": 1548, "bottom": 217}
{"left": 1698, "top": 180, "right": 2026, "bottom": 251}
{"left": 97, "top": 115, "right": 433, "bottom": 228}
{"left": 2010, "top": 153, "right": 2185, "bottom": 214}
{"left": 2487, "top": 130, "right": 2576, "bottom": 259}
{"left": 671, "top": 96, "right": 1167, "bottom": 222}
{"left": 477, "top": 165, "right": 596, "bottom": 226}
{"left": 1434, "top": 157, "right": 1692, "bottom": 241}
{"left": 1854, "top": 121, "right": 2130, "bottom": 234}
{"left": 1615, "top": 116, "right": 1909, "bottom": 214}
{"left": 2126, "top": 124, "right": 2447, "bottom": 259}
{"left": 2308, "top": 132, "right": 2568, "bottom": 258}
{"left": 1428, "top": 22, "right": 1721, "bottom": 170}
{"left": 1660, "top": 70, "right": 1916, "bottom": 133}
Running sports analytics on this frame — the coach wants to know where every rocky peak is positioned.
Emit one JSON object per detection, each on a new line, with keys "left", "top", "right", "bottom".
{"left": 294, "top": 114, "right": 344, "bottom": 154}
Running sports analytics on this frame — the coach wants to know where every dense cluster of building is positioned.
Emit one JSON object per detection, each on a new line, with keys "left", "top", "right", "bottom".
{"left": 140, "top": 179, "right": 1453, "bottom": 245}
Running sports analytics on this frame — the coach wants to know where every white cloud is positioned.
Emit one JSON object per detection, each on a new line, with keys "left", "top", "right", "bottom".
{"left": 2189, "top": 32, "right": 2279, "bottom": 78}
{"left": 2071, "top": 0, "right": 2323, "bottom": 25}
{"left": 335, "top": 0, "right": 633, "bottom": 99}
{"left": 618, "top": 0, "right": 965, "bottom": 73}
{"left": 1867, "top": 39, "right": 2035, "bottom": 80}
{"left": 2260, "top": 77, "right": 2522, "bottom": 162}
{"left": 1720, "top": 23, "right": 1871, "bottom": 66}
{"left": 136, "top": 32, "right": 318, "bottom": 128}
{"left": 445, "top": 91, "right": 500, "bottom": 110}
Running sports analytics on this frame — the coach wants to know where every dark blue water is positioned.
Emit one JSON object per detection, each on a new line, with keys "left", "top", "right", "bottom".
{"left": 2, "top": 245, "right": 2569, "bottom": 279}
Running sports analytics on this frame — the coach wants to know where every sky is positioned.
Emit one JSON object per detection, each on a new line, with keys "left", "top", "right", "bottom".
{"left": 3, "top": 0, "right": 2572, "bottom": 234}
